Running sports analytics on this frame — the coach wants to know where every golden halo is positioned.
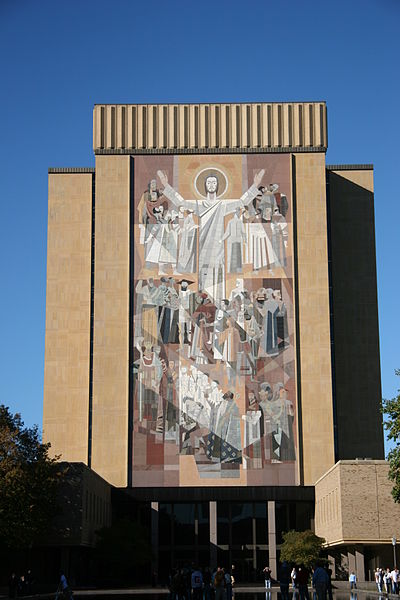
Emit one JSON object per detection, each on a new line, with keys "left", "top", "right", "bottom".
{"left": 194, "top": 167, "right": 229, "bottom": 199}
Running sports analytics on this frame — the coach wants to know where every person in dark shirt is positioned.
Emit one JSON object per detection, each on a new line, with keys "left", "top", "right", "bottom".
{"left": 203, "top": 567, "right": 212, "bottom": 600}
{"left": 296, "top": 566, "right": 310, "bottom": 600}
{"left": 263, "top": 566, "right": 272, "bottom": 590}
{"left": 8, "top": 573, "right": 18, "bottom": 599}
{"left": 325, "top": 567, "right": 333, "bottom": 600}
{"left": 312, "top": 565, "right": 329, "bottom": 600}
{"left": 279, "top": 562, "right": 292, "bottom": 600}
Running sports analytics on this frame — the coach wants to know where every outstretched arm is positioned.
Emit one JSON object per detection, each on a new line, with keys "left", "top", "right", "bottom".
{"left": 225, "top": 169, "right": 265, "bottom": 214}
{"left": 157, "top": 170, "right": 196, "bottom": 213}
{"left": 240, "top": 168, "right": 265, "bottom": 206}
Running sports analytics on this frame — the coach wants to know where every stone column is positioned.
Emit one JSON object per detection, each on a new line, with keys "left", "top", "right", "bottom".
{"left": 268, "top": 501, "right": 277, "bottom": 579}
{"left": 210, "top": 501, "right": 217, "bottom": 567}
{"left": 151, "top": 501, "right": 159, "bottom": 583}
{"left": 92, "top": 155, "right": 131, "bottom": 486}
{"left": 355, "top": 547, "right": 365, "bottom": 582}
{"left": 194, "top": 506, "right": 199, "bottom": 565}
{"left": 252, "top": 516, "right": 257, "bottom": 570}
{"left": 348, "top": 549, "right": 356, "bottom": 576}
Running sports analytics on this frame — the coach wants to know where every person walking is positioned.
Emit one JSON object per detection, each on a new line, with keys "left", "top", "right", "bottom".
{"left": 296, "top": 566, "right": 310, "bottom": 600}
{"left": 391, "top": 567, "right": 399, "bottom": 595}
{"left": 57, "top": 571, "right": 72, "bottom": 600}
{"left": 291, "top": 567, "right": 298, "bottom": 591}
{"left": 191, "top": 566, "right": 203, "bottom": 600}
{"left": 325, "top": 567, "right": 333, "bottom": 600}
{"left": 214, "top": 568, "right": 226, "bottom": 600}
{"left": 375, "top": 568, "right": 383, "bottom": 593}
{"left": 8, "top": 573, "right": 18, "bottom": 599}
{"left": 224, "top": 569, "right": 233, "bottom": 600}
{"left": 279, "top": 561, "right": 292, "bottom": 600}
{"left": 203, "top": 568, "right": 213, "bottom": 600}
{"left": 312, "top": 565, "right": 329, "bottom": 600}
{"left": 349, "top": 571, "right": 357, "bottom": 590}
{"left": 384, "top": 568, "right": 392, "bottom": 594}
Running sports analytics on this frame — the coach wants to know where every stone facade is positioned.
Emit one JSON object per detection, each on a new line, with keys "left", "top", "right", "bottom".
{"left": 43, "top": 103, "right": 386, "bottom": 582}
{"left": 315, "top": 460, "right": 400, "bottom": 545}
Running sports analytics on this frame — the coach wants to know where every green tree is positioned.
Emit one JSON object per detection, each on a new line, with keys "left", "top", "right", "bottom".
{"left": 0, "top": 405, "right": 62, "bottom": 548}
{"left": 382, "top": 370, "right": 400, "bottom": 503}
{"left": 279, "top": 530, "right": 325, "bottom": 567}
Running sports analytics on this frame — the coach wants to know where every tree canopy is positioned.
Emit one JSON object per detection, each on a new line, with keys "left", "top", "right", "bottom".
{"left": 279, "top": 530, "right": 325, "bottom": 568}
{"left": 382, "top": 370, "right": 400, "bottom": 503}
{"left": 0, "top": 405, "right": 62, "bottom": 548}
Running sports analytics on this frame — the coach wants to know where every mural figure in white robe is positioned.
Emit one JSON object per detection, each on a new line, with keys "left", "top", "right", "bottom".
{"left": 157, "top": 169, "right": 265, "bottom": 301}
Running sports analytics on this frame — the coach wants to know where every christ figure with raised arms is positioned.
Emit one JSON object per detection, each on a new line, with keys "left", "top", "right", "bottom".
{"left": 157, "top": 168, "right": 265, "bottom": 301}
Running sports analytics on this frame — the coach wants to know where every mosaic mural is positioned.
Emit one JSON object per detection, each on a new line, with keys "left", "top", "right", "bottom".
{"left": 132, "top": 154, "right": 298, "bottom": 486}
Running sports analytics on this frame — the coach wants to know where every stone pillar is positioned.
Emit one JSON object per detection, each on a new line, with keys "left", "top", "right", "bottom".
{"left": 151, "top": 502, "right": 159, "bottom": 583}
{"left": 294, "top": 153, "right": 335, "bottom": 485}
{"left": 210, "top": 501, "right": 217, "bottom": 567}
{"left": 355, "top": 547, "right": 365, "bottom": 582}
{"left": 348, "top": 549, "right": 356, "bottom": 576}
{"left": 268, "top": 501, "right": 277, "bottom": 579}
{"left": 92, "top": 155, "right": 131, "bottom": 486}
{"left": 252, "top": 516, "right": 257, "bottom": 570}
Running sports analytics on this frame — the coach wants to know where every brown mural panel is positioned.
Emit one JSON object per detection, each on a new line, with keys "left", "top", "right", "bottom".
{"left": 131, "top": 154, "right": 298, "bottom": 486}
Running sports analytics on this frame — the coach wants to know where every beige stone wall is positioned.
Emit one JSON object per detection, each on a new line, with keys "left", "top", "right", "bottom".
{"left": 330, "top": 169, "right": 374, "bottom": 193}
{"left": 91, "top": 155, "right": 131, "bottom": 487}
{"left": 294, "top": 153, "right": 335, "bottom": 484}
{"left": 314, "top": 462, "right": 343, "bottom": 544}
{"left": 315, "top": 461, "right": 400, "bottom": 545}
{"left": 43, "top": 173, "right": 93, "bottom": 462}
{"left": 93, "top": 102, "right": 327, "bottom": 152}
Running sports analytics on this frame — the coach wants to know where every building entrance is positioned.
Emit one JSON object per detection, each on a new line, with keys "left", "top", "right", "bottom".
{"left": 155, "top": 499, "right": 313, "bottom": 583}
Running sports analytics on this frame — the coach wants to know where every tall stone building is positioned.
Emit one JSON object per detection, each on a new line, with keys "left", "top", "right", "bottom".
{"left": 44, "top": 102, "right": 395, "bottom": 582}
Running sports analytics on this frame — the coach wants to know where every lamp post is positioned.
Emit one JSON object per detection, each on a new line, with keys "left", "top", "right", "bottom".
{"left": 392, "top": 537, "right": 397, "bottom": 568}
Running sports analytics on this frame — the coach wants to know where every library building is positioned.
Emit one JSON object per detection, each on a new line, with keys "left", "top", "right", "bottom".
{"left": 43, "top": 102, "right": 400, "bottom": 583}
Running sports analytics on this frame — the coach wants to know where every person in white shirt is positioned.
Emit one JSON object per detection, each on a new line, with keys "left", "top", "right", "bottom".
{"left": 375, "top": 568, "right": 383, "bottom": 593}
{"left": 384, "top": 568, "right": 392, "bottom": 593}
{"left": 391, "top": 568, "right": 399, "bottom": 594}
{"left": 349, "top": 571, "right": 357, "bottom": 590}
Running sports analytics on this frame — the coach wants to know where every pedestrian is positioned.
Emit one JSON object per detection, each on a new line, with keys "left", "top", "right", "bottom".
{"left": 214, "top": 567, "right": 226, "bottom": 600}
{"left": 375, "top": 568, "right": 382, "bottom": 593}
{"left": 391, "top": 567, "right": 399, "bottom": 595}
{"left": 182, "top": 566, "right": 191, "bottom": 600}
{"left": 191, "top": 566, "right": 203, "bottom": 600}
{"left": 349, "top": 571, "right": 357, "bottom": 590}
{"left": 168, "top": 568, "right": 178, "bottom": 600}
{"left": 296, "top": 566, "right": 310, "bottom": 600}
{"left": 263, "top": 566, "right": 272, "bottom": 590}
{"left": 18, "top": 575, "right": 26, "bottom": 597}
{"left": 26, "top": 570, "right": 34, "bottom": 596}
{"left": 57, "top": 571, "right": 72, "bottom": 600}
{"left": 225, "top": 568, "right": 233, "bottom": 600}
{"left": 291, "top": 567, "right": 298, "bottom": 591}
{"left": 379, "top": 568, "right": 385, "bottom": 594}
{"left": 384, "top": 568, "right": 392, "bottom": 594}
{"left": 325, "top": 566, "right": 333, "bottom": 600}
{"left": 312, "top": 564, "right": 329, "bottom": 600}
{"left": 203, "top": 567, "right": 213, "bottom": 600}
{"left": 279, "top": 561, "right": 292, "bottom": 600}
{"left": 231, "top": 564, "right": 236, "bottom": 596}
{"left": 8, "top": 573, "right": 18, "bottom": 599}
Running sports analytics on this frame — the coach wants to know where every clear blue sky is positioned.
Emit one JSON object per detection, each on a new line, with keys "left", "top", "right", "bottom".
{"left": 0, "top": 0, "right": 398, "bottom": 452}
